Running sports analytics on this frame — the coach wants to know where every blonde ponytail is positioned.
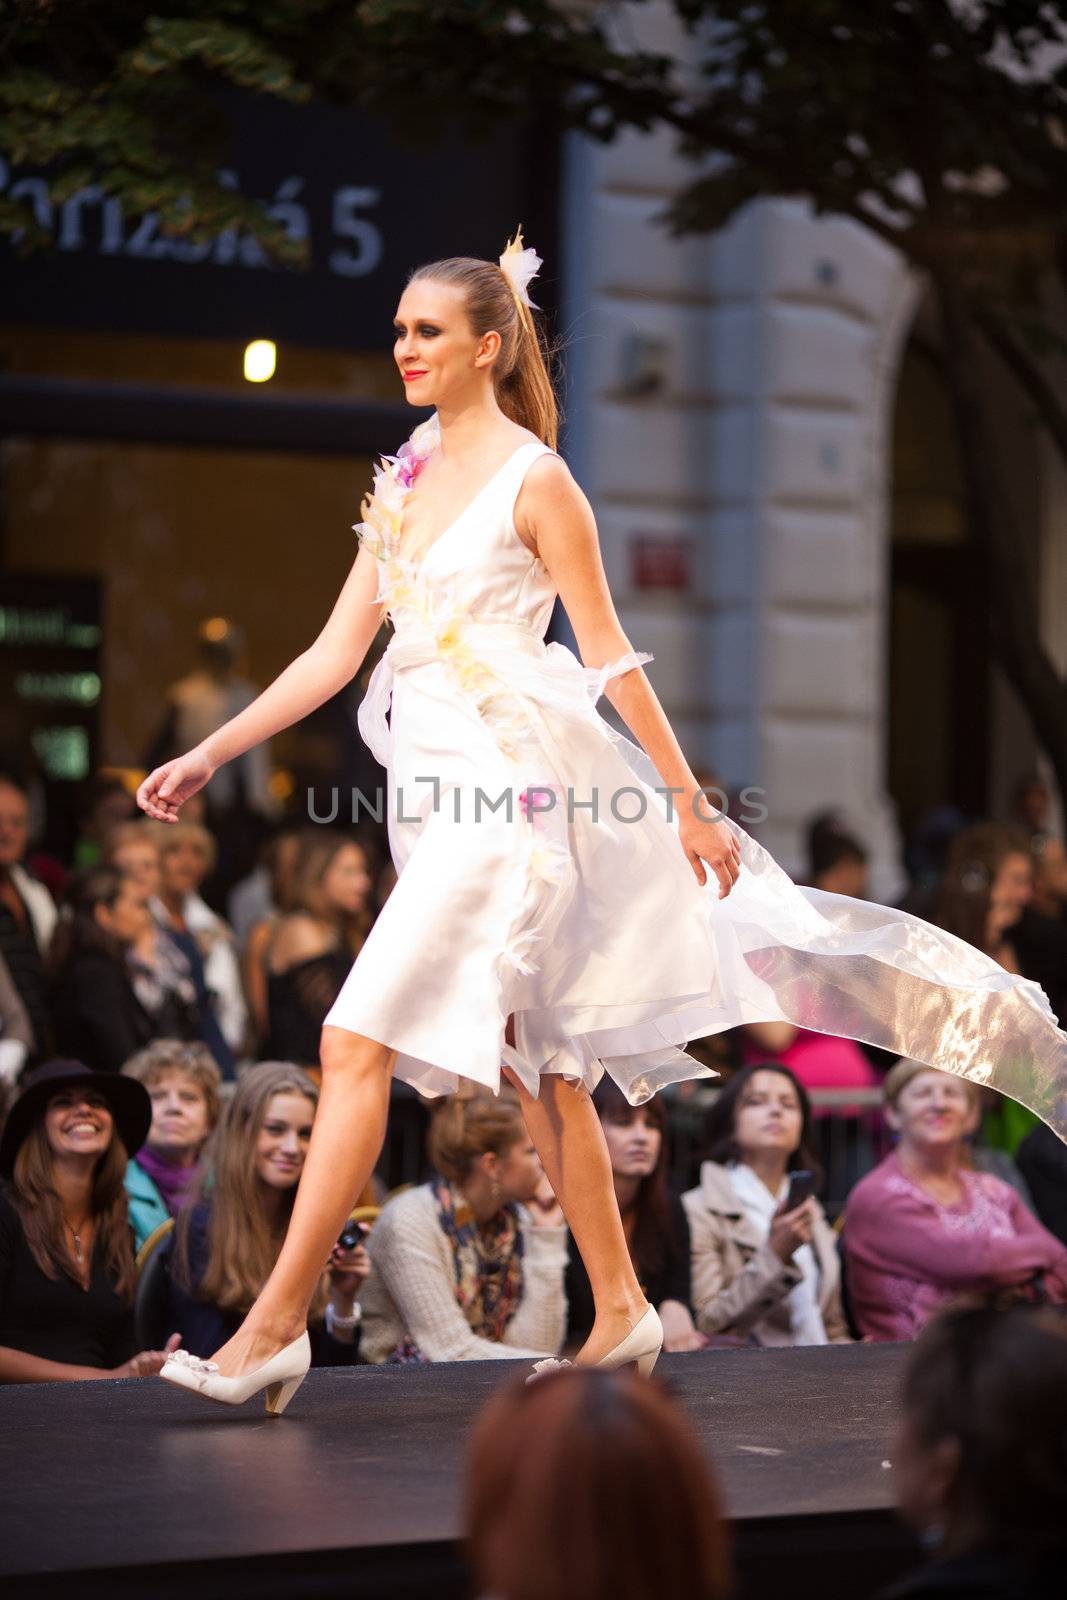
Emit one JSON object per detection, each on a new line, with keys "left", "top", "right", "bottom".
{"left": 408, "top": 254, "right": 558, "bottom": 448}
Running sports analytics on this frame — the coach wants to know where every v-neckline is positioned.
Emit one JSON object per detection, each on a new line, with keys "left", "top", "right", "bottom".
{"left": 409, "top": 439, "right": 537, "bottom": 572}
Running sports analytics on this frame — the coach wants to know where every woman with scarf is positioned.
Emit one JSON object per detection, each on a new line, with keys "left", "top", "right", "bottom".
{"left": 683, "top": 1062, "right": 851, "bottom": 1346}
{"left": 121, "top": 1040, "right": 222, "bottom": 1251}
{"left": 359, "top": 1084, "right": 567, "bottom": 1364}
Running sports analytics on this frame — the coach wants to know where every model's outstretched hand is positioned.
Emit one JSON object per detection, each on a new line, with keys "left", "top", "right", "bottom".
{"left": 137, "top": 749, "right": 215, "bottom": 823}
{"left": 679, "top": 807, "right": 742, "bottom": 899}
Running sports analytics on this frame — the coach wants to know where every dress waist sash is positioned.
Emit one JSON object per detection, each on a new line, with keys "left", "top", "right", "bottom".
{"left": 357, "top": 617, "right": 652, "bottom": 769}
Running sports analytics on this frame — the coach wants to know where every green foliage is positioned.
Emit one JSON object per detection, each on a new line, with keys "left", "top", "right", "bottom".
{"left": 0, "top": 1, "right": 670, "bottom": 260}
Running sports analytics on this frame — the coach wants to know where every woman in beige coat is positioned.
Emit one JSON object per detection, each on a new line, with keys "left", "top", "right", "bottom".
{"left": 682, "top": 1063, "right": 850, "bottom": 1345}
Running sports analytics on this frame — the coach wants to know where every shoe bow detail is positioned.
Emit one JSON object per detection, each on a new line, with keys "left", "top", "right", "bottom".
{"left": 165, "top": 1348, "right": 220, "bottom": 1388}
{"left": 526, "top": 1357, "right": 572, "bottom": 1385}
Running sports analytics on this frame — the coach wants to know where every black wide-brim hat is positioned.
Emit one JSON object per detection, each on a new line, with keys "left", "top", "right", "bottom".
{"left": 0, "top": 1059, "right": 152, "bottom": 1179}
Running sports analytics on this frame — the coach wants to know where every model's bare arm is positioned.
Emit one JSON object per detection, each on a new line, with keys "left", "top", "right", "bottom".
{"left": 138, "top": 545, "right": 382, "bottom": 821}
{"left": 518, "top": 458, "right": 741, "bottom": 897}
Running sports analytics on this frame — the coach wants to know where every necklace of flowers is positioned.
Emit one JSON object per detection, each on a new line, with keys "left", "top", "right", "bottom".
{"left": 354, "top": 412, "right": 441, "bottom": 623}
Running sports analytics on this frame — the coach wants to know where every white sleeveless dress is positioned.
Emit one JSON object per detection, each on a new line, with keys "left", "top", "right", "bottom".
{"left": 325, "top": 418, "right": 1067, "bottom": 1140}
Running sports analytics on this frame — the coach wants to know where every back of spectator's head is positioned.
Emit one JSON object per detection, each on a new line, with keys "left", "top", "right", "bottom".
{"left": 427, "top": 1084, "right": 526, "bottom": 1185}
{"left": 122, "top": 1040, "right": 223, "bottom": 1139}
{"left": 701, "top": 1062, "right": 822, "bottom": 1184}
{"left": 466, "top": 1368, "right": 730, "bottom": 1600}
{"left": 896, "top": 1305, "right": 1067, "bottom": 1551}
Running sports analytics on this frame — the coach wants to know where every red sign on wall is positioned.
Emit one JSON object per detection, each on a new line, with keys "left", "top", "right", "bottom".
{"left": 630, "top": 535, "right": 692, "bottom": 591}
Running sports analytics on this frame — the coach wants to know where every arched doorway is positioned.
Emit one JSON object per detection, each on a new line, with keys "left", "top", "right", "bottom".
{"left": 888, "top": 336, "right": 991, "bottom": 839}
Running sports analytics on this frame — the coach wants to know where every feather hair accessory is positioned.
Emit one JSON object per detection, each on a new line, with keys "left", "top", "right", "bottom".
{"left": 499, "top": 225, "right": 542, "bottom": 334}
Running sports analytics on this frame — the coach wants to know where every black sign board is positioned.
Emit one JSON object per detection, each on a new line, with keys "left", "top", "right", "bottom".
{"left": 0, "top": 573, "right": 102, "bottom": 788}
{"left": 0, "top": 96, "right": 557, "bottom": 353}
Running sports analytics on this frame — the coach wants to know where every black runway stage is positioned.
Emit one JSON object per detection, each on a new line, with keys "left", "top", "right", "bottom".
{"left": 1, "top": 1342, "right": 920, "bottom": 1600}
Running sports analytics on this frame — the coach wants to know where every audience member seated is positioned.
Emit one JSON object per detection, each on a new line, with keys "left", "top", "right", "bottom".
{"left": 844, "top": 1060, "right": 1067, "bottom": 1341}
{"left": 228, "top": 821, "right": 304, "bottom": 948}
{"left": 877, "top": 1305, "right": 1067, "bottom": 1600}
{"left": 105, "top": 823, "right": 203, "bottom": 1046}
{"left": 48, "top": 866, "right": 163, "bottom": 1073}
{"left": 565, "top": 1079, "right": 703, "bottom": 1355}
{"left": 239, "top": 826, "right": 307, "bottom": 1049}
{"left": 0, "top": 767, "right": 57, "bottom": 1068}
{"left": 683, "top": 1063, "right": 850, "bottom": 1346}
{"left": 739, "top": 815, "right": 882, "bottom": 1111}
{"left": 1008, "top": 768, "right": 1067, "bottom": 920}
{"left": 1016, "top": 1119, "right": 1067, "bottom": 1246}
{"left": 261, "top": 829, "right": 373, "bottom": 1069}
{"left": 930, "top": 823, "right": 1034, "bottom": 973}
{"left": 360, "top": 1085, "right": 567, "bottom": 1363}
{"left": 807, "top": 813, "right": 870, "bottom": 898}
{"left": 0, "top": 949, "right": 34, "bottom": 1092}
{"left": 121, "top": 1040, "right": 222, "bottom": 1251}
{"left": 151, "top": 822, "right": 248, "bottom": 1063}
{"left": 0, "top": 1059, "right": 179, "bottom": 1382}
{"left": 930, "top": 824, "right": 1045, "bottom": 1153}
{"left": 70, "top": 773, "right": 136, "bottom": 871}
{"left": 465, "top": 1367, "right": 731, "bottom": 1600}
{"left": 161, "top": 1060, "right": 366, "bottom": 1365}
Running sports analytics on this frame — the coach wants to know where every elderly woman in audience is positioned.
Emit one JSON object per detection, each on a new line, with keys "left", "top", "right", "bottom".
{"left": 466, "top": 1367, "right": 731, "bottom": 1600}
{"left": 261, "top": 829, "right": 374, "bottom": 1069}
{"left": 47, "top": 865, "right": 160, "bottom": 1073}
{"left": 121, "top": 1040, "right": 222, "bottom": 1251}
{"left": 150, "top": 821, "right": 247, "bottom": 1068}
{"left": 683, "top": 1063, "right": 850, "bottom": 1346}
{"left": 0, "top": 1058, "right": 179, "bottom": 1382}
{"left": 844, "top": 1060, "right": 1067, "bottom": 1341}
{"left": 162, "top": 1060, "right": 367, "bottom": 1364}
{"left": 565, "top": 1078, "right": 703, "bottom": 1355}
{"left": 879, "top": 1304, "right": 1067, "bottom": 1599}
{"left": 104, "top": 823, "right": 203, "bottom": 1047}
{"left": 360, "top": 1085, "right": 567, "bottom": 1364}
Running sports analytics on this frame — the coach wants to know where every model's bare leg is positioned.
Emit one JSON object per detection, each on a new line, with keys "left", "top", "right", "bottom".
{"left": 208, "top": 1025, "right": 395, "bottom": 1378}
{"left": 502, "top": 1052, "right": 648, "bottom": 1366}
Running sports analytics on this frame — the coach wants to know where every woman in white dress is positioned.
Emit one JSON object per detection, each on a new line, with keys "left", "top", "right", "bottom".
{"left": 138, "top": 233, "right": 1067, "bottom": 1414}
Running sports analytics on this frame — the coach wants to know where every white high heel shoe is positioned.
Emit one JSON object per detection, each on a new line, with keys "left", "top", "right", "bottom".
{"left": 528, "top": 1304, "right": 663, "bottom": 1384}
{"left": 160, "top": 1331, "right": 311, "bottom": 1415}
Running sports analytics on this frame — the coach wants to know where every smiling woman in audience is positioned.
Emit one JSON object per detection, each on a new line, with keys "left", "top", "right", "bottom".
{"left": 162, "top": 1060, "right": 367, "bottom": 1365}
{"left": 0, "top": 1059, "right": 179, "bottom": 1382}
{"left": 844, "top": 1059, "right": 1067, "bottom": 1341}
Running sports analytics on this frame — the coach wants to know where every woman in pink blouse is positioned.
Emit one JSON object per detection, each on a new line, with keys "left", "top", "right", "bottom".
{"left": 844, "top": 1058, "right": 1067, "bottom": 1340}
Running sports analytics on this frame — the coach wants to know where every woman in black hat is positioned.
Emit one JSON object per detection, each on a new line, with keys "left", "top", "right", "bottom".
{"left": 0, "top": 1059, "right": 181, "bottom": 1382}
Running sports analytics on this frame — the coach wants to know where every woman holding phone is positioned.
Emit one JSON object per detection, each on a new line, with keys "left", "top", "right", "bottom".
{"left": 682, "top": 1064, "right": 850, "bottom": 1346}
